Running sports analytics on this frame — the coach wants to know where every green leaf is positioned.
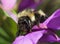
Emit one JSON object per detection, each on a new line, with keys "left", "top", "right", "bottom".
{"left": 0, "top": 27, "right": 11, "bottom": 42}
{"left": 0, "top": 37, "right": 11, "bottom": 44}
{"left": 1, "top": 17, "right": 17, "bottom": 42}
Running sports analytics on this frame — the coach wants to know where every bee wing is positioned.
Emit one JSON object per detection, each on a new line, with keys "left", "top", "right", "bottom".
{"left": 43, "top": 9, "right": 60, "bottom": 30}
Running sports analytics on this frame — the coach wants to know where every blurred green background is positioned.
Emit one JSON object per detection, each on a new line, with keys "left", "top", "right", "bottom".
{"left": 0, "top": 9, "right": 17, "bottom": 44}
{"left": 0, "top": 0, "right": 60, "bottom": 44}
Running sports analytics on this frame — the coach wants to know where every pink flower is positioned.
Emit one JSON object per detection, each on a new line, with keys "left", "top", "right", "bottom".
{"left": 13, "top": 9, "right": 60, "bottom": 44}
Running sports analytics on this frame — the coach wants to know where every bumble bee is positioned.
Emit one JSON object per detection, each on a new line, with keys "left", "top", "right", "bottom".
{"left": 17, "top": 9, "right": 47, "bottom": 36}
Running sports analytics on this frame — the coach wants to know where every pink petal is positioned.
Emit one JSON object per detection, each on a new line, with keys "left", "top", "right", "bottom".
{"left": 40, "top": 33, "right": 60, "bottom": 43}
{"left": 1, "top": 0, "right": 16, "bottom": 11}
{"left": 13, "top": 36, "right": 24, "bottom": 44}
{"left": 13, "top": 36, "right": 33, "bottom": 44}
{"left": 43, "top": 9, "right": 60, "bottom": 30}
{"left": 13, "top": 30, "right": 46, "bottom": 44}
{"left": 25, "top": 30, "right": 46, "bottom": 44}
